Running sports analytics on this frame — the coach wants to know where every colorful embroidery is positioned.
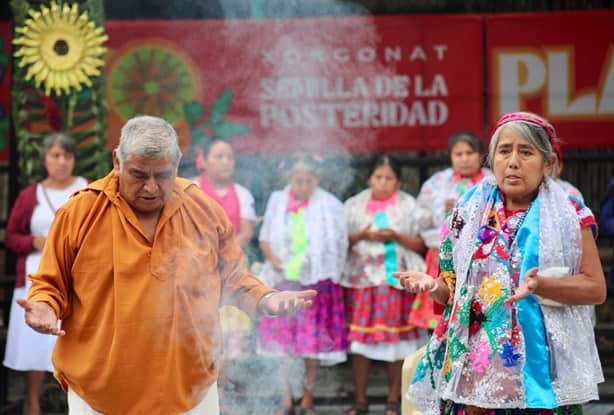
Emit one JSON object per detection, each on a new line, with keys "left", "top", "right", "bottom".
{"left": 470, "top": 341, "right": 491, "bottom": 373}
{"left": 409, "top": 178, "right": 600, "bottom": 411}
{"left": 479, "top": 275, "right": 505, "bottom": 305}
{"left": 500, "top": 340, "right": 522, "bottom": 367}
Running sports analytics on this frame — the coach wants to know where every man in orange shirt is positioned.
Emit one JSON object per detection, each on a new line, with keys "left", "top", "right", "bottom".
{"left": 17, "top": 115, "right": 316, "bottom": 415}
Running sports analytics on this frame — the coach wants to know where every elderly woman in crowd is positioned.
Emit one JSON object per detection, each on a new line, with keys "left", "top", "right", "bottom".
{"left": 397, "top": 112, "right": 606, "bottom": 415}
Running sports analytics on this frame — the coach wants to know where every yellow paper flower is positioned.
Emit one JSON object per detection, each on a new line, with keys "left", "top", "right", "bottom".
{"left": 13, "top": 2, "right": 108, "bottom": 96}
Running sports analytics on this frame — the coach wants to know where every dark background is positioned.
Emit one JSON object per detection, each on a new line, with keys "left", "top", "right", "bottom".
{"left": 1, "top": 0, "right": 613, "bottom": 21}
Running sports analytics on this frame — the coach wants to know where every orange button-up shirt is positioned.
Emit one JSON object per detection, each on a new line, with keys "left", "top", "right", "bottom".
{"left": 28, "top": 173, "right": 271, "bottom": 415}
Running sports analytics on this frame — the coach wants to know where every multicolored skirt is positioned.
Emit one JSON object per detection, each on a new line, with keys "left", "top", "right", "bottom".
{"left": 344, "top": 284, "right": 420, "bottom": 344}
{"left": 258, "top": 279, "right": 348, "bottom": 365}
{"left": 441, "top": 401, "right": 582, "bottom": 415}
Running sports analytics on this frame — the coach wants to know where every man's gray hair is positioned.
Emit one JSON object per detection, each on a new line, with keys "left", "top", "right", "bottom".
{"left": 487, "top": 120, "right": 555, "bottom": 176}
{"left": 116, "top": 116, "right": 182, "bottom": 169}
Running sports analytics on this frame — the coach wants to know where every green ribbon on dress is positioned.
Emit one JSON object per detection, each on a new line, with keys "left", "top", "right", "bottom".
{"left": 285, "top": 209, "right": 308, "bottom": 281}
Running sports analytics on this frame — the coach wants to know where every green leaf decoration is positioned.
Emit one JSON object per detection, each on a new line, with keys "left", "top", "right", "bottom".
{"left": 209, "top": 88, "right": 232, "bottom": 124}
{"left": 183, "top": 101, "right": 205, "bottom": 126}
{"left": 212, "top": 120, "right": 250, "bottom": 139}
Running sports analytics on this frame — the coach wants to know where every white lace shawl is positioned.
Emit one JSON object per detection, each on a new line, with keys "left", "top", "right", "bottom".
{"left": 258, "top": 186, "right": 348, "bottom": 287}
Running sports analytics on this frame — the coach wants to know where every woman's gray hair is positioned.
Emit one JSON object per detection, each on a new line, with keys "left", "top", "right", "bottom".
{"left": 116, "top": 116, "right": 182, "bottom": 170}
{"left": 285, "top": 153, "right": 321, "bottom": 179}
{"left": 40, "top": 132, "right": 76, "bottom": 162}
{"left": 40, "top": 132, "right": 77, "bottom": 178}
{"left": 487, "top": 120, "right": 556, "bottom": 177}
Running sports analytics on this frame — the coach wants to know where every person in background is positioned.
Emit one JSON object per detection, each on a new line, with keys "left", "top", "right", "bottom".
{"left": 398, "top": 112, "right": 605, "bottom": 415}
{"left": 549, "top": 139, "right": 595, "bottom": 326}
{"left": 342, "top": 155, "right": 428, "bottom": 415}
{"left": 413, "top": 132, "right": 492, "bottom": 329}
{"left": 192, "top": 139, "right": 256, "bottom": 249}
{"left": 258, "top": 153, "right": 348, "bottom": 415}
{"left": 191, "top": 138, "right": 257, "bottom": 414}
{"left": 550, "top": 148, "right": 584, "bottom": 202}
{"left": 600, "top": 176, "right": 614, "bottom": 294}
{"left": 18, "top": 116, "right": 316, "bottom": 415}
{"left": 4, "top": 133, "right": 87, "bottom": 415}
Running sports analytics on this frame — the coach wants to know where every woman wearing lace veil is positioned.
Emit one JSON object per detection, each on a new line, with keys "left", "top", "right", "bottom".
{"left": 397, "top": 112, "right": 606, "bottom": 415}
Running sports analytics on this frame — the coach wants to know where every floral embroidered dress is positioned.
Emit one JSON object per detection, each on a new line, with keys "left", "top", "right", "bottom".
{"left": 412, "top": 168, "right": 493, "bottom": 329}
{"left": 342, "top": 189, "right": 429, "bottom": 361}
{"left": 408, "top": 177, "right": 603, "bottom": 414}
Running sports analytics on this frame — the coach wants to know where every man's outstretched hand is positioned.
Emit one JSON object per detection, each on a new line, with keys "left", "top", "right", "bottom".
{"left": 259, "top": 290, "right": 318, "bottom": 317}
{"left": 16, "top": 298, "right": 65, "bottom": 336}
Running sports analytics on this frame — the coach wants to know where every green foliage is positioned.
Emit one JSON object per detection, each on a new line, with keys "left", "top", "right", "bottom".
{"left": 10, "top": 0, "right": 110, "bottom": 186}
{"left": 213, "top": 120, "right": 250, "bottom": 140}
{"left": 209, "top": 88, "right": 232, "bottom": 124}
{"left": 182, "top": 87, "right": 250, "bottom": 162}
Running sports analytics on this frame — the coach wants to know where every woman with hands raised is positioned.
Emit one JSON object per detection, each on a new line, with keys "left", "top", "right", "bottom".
{"left": 342, "top": 155, "right": 428, "bottom": 415}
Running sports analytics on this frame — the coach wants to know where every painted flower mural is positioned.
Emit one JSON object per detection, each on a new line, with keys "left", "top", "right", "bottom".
{"left": 108, "top": 44, "right": 197, "bottom": 124}
{"left": 12, "top": 1, "right": 107, "bottom": 96}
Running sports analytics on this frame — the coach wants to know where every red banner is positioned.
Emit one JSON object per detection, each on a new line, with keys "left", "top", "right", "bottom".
{"left": 0, "top": 22, "right": 10, "bottom": 162}
{"left": 487, "top": 10, "right": 614, "bottom": 148}
{"left": 104, "top": 16, "right": 484, "bottom": 154}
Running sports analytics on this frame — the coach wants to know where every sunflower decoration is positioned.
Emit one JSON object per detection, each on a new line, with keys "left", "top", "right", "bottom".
{"left": 12, "top": 1, "right": 108, "bottom": 96}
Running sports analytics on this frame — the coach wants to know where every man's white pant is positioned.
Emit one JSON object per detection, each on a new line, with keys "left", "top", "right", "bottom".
{"left": 67, "top": 382, "right": 219, "bottom": 415}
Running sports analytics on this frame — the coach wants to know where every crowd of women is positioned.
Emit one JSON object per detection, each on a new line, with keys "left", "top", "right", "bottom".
{"left": 4, "top": 111, "right": 610, "bottom": 415}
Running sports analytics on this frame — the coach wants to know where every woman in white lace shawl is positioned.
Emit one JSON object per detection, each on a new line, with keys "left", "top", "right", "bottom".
{"left": 396, "top": 112, "right": 605, "bottom": 415}
{"left": 258, "top": 153, "right": 348, "bottom": 415}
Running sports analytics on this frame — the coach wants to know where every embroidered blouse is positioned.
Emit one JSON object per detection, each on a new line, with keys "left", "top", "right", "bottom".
{"left": 408, "top": 177, "right": 602, "bottom": 413}
{"left": 342, "top": 189, "right": 428, "bottom": 288}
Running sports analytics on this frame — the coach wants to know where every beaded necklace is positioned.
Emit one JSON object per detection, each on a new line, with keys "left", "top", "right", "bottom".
{"left": 507, "top": 199, "right": 535, "bottom": 245}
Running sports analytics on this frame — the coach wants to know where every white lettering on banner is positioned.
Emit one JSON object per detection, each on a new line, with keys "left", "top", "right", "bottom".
{"left": 409, "top": 46, "right": 427, "bottom": 61}
{"left": 498, "top": 52, "right": 546, "bottom": 114}
{"left": 496, "top": 48, "right": 614, "bottom": 117}
{"left": 259, "top": 101, "right": 448, "bottom": 129}
{"left": 415, "top": 75, "right": 448, "bottom": 97}
{"left": 598, "top": 49, "right": 614, "bottom": 114}
{"left": 433, "top": 45, "right": 448, "bottom": 61}
{"left": 258, "top": 44, "right": 452, "bottom": 130}
{"left": 548, "top": 51, "right": 596, "bottom": 115}
{"left": 259, "top": 74, "right": 449, "bottom": 129}
{"left": 262, "top": 45, "right": 449, "bottom": 65}
{"left": 260, "top": 75, "right": 447, "bottom": 100}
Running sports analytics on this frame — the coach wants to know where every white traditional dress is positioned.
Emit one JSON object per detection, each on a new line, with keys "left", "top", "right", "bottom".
{"left": 258, "top": 186, "right": 348, "bottom": 365}
{"left": 4, "top": 177, "right": 87, "bottom": 371}
{"left": 342, "top": 189, "right": 429, "bottom": 361}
